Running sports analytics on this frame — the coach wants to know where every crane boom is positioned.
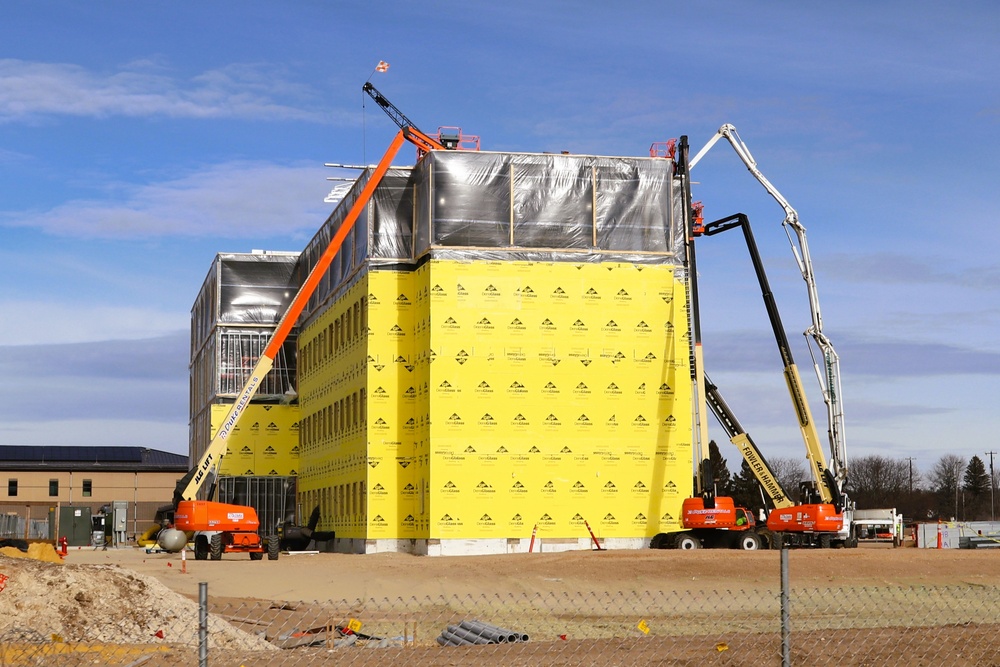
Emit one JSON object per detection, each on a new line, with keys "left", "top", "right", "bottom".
{"left": 177, "top": 130, "right": 408, "bottom": 504}
{"left": 362, "top": 82, "right": 448, "bottom": 155}
{"left": 703, "top": 374, "right": 794, "bottom": 510}
{"left": 690, "top": 124, "right": 847, "bottom": 492}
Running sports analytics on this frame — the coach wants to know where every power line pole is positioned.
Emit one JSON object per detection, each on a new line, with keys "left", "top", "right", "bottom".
{"left": 905, "top": 457, "right": 916, "bottom": 494}
{"left": 987, "top": 451, "right": 997, "bottom": 523}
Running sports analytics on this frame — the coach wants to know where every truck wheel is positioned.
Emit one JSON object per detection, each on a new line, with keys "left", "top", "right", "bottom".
{"left": 210, "top": 534, "right": 223, "bottom": 560}
{"left": 819, "top": 534, "right": 832, "bottom": 549}
{"left": 675, "top": 533, "right": 700, "bottom": 550}
{"left": 766, "top": 531, "right": 784, "bottom": 550}
{"left": 737, "top": 533, "right": 761, "bottom": 551}
{"left": 249, "top": 551, "right": 263, "bottom": 560}
{"left": 194, "top": 537, "right": 208, "bottom": 561}
{"left": 267, "top": 536, "right": 280, "bottom": 560}
{"left": 650, "top": 533, "right": 671, "bottom": 549}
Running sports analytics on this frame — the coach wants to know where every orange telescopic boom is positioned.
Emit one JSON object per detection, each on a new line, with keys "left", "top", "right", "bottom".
{"left": 178, "top": 129, "right": 408, "bottom": 504}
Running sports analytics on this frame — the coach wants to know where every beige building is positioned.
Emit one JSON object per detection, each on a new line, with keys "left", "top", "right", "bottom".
{"left": 0, "top": 445, "right": 188, "bottom": 543}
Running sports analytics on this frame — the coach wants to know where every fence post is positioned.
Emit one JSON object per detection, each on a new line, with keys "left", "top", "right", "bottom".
{"left": 199, "top": 582, "right": 208, "bottom": 667}
{"left": 780, "top": 546, "right": 790, "bottom": 667}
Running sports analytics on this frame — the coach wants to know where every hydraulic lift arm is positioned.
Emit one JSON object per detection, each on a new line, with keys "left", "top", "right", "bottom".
{"left": 178, "top": 83, "right": 456, "bottom": 505}
{"left": 676, "top": 136, "right": 713, "bottom": 499}
{"left": 362, "top": 82, "right": 448, "bottom": 155}
{"left": 689, "top": 124, "right": 847, "bottom": 493}
{"left": 701, "top": 213, "right": 843, "bottom": 511}
{"left": 703, "top": 373, "right": 795, "bottom": 511}
{"left": 176, "top": 130, "right": 409, "bottom": 504}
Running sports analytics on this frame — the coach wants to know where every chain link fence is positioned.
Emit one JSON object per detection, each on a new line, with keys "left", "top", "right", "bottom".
{"left": 2, "top": 552, "right": 998, "bottom": 667}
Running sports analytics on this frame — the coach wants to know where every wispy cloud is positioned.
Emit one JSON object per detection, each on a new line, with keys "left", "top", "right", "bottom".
{"left": 827, "top": 252, "right": 1000, "bottom": 290}
{"left": 0, "top": 418, "right": 188, "bottom": 452}
{"left": 0, "top": 300, "right": 185, "bottom": 346}
{"left": 0, "top": 334, "right": 188, "bottom": 428}
{"left": 707, "top": 330, "right": 1000, "bottom": 377}
{"left": 0, "top": 59, "right": 345, "bottom": 124}
{"left": 1, "top": 161, "right": 331, "bottom": 239}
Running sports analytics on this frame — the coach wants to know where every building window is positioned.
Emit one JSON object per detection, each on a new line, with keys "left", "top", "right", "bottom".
{"left": 7, "top": 479, "right": 16, "bottom": 497}
{"left": 49, "top": 479, "right": 59, "bottom": 497}
{"left": 82, "top": 479, "right": 93, "bottom": 497}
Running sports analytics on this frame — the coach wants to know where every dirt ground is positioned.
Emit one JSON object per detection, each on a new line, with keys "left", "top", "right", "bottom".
{"left": 58, "top": 541, "right": 1000, "bottom": 603}
{"left": 2, "top": 542, "right": 999, "bottom": 666}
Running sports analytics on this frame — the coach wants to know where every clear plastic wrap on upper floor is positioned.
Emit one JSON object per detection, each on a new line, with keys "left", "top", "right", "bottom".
{"left": 191, "top": 251, "right": 301, "bottom": 354}
{"left": 299, "top": 151, "right": 683, "bottom": 321}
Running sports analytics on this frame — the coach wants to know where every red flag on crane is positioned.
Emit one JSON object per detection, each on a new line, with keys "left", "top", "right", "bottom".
{"left": 375, "top": 60, "right": 389, "bottom": 72}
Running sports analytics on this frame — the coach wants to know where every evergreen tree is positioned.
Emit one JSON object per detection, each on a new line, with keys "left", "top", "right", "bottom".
{"left": 964, "top": 455, "right": 990, "bottom": 520}
{"left": 964, "top": 456, "right": 989, "bottom": 497}
{"left": 730, "top": 459, "right": 766, "bottom": 516}
{"left": 708, "top": 440, "right": 732, "bottom": 497}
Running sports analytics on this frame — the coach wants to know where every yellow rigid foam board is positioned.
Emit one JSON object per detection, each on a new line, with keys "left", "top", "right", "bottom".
{"left": 423, "top": 260, "right": 691, "bottom": 540}
{"left": 296, "top": 259, "right": 692, "bottom": 543}
{"left": 214, "top": 403, "right": 301, "bottom": 477}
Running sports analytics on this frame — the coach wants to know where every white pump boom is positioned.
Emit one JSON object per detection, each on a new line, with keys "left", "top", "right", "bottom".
{"left": 689, "top": 123, "right": 848, "bottom": 492}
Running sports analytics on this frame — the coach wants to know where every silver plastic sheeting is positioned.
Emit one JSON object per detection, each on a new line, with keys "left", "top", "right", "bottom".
{"left": 298, "top": 150, "right": 683, "bottom": 323}
{"left": 415, "top": 151, "right": 680, "bottom": 259}
{"left": 191, "top": 252, "right": 301, "bottom": 352}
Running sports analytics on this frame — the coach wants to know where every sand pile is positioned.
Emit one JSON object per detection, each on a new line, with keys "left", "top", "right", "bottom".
{"left": 0, "top": 542, "right": 64, "bottom": 563}
{"left": 0, "top": 554, "right": 274, "bottom": 651}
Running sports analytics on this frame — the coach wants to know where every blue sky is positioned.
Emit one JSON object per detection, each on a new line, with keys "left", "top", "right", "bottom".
{"left": 1, "top": 2, "right": 998, "bottom": 483}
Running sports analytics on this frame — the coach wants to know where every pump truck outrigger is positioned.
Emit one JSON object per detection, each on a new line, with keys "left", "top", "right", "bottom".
{"left": 163, "top": 83, "right": 469, "bottom": 560}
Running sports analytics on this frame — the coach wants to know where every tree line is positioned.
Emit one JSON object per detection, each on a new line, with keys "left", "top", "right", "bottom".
{"left": 707, "top": 441, "right": 999, "bottom": 522}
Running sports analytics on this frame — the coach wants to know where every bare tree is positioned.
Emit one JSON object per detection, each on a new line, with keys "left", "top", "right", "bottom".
{"left": 930, "top": 454, "right": 966, "bottom": 520}
{"left": 768, "top": 456, "right": 808, "bottom": 502}
{"left": 847, "top": 455, "right": 910, "bottom": 509}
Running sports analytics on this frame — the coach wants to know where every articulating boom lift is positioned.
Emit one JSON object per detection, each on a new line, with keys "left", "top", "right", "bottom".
{"left": 168, "top": 83, "right": 463, "bottom": 560}
{"left": 699, "top": 213, "right": 853, "bottom": 547}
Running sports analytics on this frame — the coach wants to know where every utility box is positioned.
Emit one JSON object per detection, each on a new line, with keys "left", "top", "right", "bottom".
{"left": 112, "top": 500, "right": 128, "bottom": 546}
{"left": 58, "top": 506, "right": 92, "bottom": 547}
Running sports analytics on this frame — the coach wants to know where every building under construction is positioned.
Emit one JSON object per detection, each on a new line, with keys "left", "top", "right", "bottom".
{"left": 191, "top": 144, "right": 694, "bottom": 555}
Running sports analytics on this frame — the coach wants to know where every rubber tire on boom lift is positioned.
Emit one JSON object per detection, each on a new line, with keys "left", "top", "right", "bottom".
{"left": 765, "top": 531, "right": 783, "bottom": 550}
{"left": 249, "top": 551, "right": 263, "bottom": 561}
{"left": 267, "top": 536, "right": 280, "bottom": 561}
{"left": 649, "top": 533, "right": 671, "bottom": 549}
{"left": 736, "top": 533, "right": 761, "bottom": 551}
{"left": 675, "top": 533, "right": 701, "bottom": 550}
{"left": 194, "top": 538, "right": 208, "bottom": 561}
{"left": 209, "top": 534, "right": 223, "bottom": 560}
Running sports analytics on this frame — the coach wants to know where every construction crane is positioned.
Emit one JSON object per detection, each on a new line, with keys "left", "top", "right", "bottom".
{"left": 689, "top": 124, "right": 848, "bottom": 501}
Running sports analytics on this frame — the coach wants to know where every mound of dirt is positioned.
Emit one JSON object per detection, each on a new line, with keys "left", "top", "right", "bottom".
{"left": 0, "top": 554, "right": 274, "bottom": 651}
{"left": 0, "top": 542, "right": 64, "bottom": 563}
